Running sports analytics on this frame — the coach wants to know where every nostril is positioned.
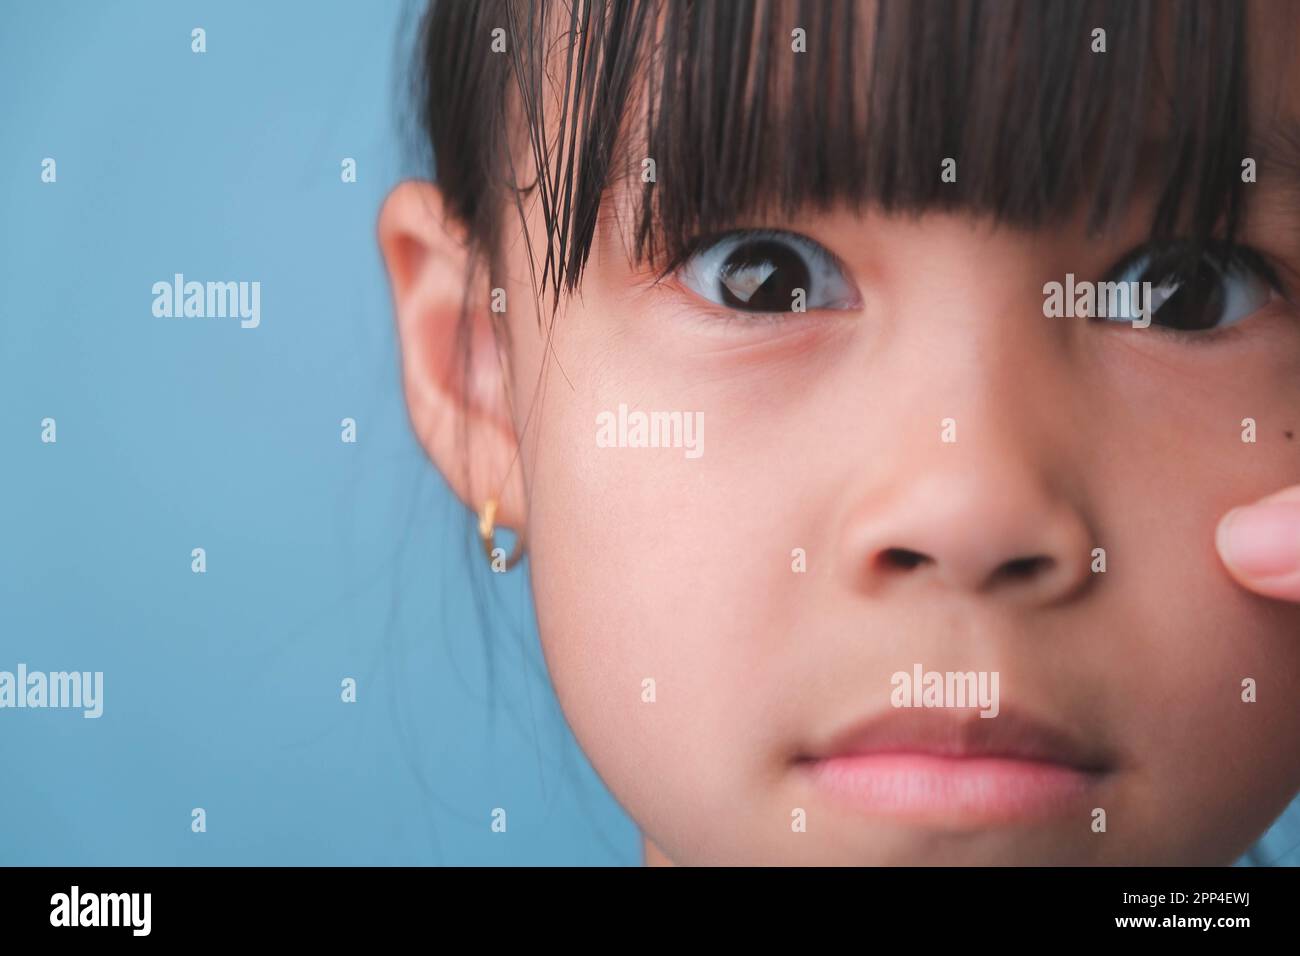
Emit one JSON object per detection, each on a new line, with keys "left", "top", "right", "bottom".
{"left": 993, "top": 555, "right": 1055, "bottom": 582}
{"left": 878, "top": 547, "right": 933, "bottom": 571}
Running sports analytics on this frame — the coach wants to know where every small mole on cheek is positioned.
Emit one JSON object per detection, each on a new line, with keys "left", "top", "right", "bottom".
{"left": 1286, "top": 430, "right": 1294, "bottom": 441}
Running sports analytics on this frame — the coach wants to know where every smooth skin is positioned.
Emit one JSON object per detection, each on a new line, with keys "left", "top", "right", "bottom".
{"left": 381, "top": 4, "right": 1300, "bottom": 865}
{"left": 379, "top": 190, "right": 1300, "bottom": 866}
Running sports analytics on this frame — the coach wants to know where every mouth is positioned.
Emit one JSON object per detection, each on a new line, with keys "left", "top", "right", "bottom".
{"left": 794, "top": 707, "right": 1114, "bottom": 826}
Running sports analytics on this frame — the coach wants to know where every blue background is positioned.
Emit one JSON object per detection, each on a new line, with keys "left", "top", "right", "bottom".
{"left": 0, "top": 0, "right": 1295, "bottom": 866}
{"left": 0, "top": 0, "right": 637, "bottom": 865}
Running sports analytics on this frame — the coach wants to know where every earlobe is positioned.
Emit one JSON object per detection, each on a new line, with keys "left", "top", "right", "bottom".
{"left": 377, "top": 179, "right": 527, "bottom": 531}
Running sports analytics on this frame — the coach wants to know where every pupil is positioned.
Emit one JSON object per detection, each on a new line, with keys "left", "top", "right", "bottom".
{"left": 718, "top": 240, "right": 811, "bottom": 312}
{"left": 1148, "top": 258, "right": 1224, "bottom": 331}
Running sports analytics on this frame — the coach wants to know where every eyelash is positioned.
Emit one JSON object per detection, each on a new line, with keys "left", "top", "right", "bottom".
{"left": 656, "top": 227, "right": 1299, "bottom": 345}
{"left": 1101, "top": 239, "right": 1292, "bottom": 345}
{"left": 1103, "top": 241, "right": 1283, "bottom": 296}
{"left": 661, "top": 227, "right": 860, "bottom": 321}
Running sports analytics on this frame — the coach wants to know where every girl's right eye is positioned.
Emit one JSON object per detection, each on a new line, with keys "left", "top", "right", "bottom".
{"left": 674, "top": 229, "right": 861, "bottom": 314}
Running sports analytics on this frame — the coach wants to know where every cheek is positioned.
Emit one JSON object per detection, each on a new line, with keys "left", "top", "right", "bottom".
{"left": 1104, "top": 569, "right": 1300, "bottom": 862}
{"left": 1083, "top": 362, "right": 1300, "bottom": 859}
{"left": 506, "top": 256, "right": 1300, "bottom": 862}
{"left": 519, "top": 358, "right": 798, "bottom": 857}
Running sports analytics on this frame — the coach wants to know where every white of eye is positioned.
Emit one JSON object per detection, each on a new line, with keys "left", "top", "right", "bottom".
{"left": 676, "top": 231, "right": 860, "bottom": 313}
{"left": 1107, "top": 251, "right": 1274, "bottom": 328}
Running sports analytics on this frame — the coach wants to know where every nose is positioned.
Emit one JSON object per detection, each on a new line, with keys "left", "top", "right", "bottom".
{"left": 838, "top": 442, "right": 1096, "bottom": 606}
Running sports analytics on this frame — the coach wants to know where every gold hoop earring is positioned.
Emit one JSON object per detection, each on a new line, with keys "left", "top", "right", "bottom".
{"left": 478, "top": 498, "right": 525, "bottom": 571}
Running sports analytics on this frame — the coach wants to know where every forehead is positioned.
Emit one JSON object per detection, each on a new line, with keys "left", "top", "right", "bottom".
{"left": 1232, "top": 1, "right": 1300, "bottom": 205}
{"left": 1248, "top": 0, "right": 1300, "bottom": 86}
{"left": 1247, "top": 0, "right": 1300, "bottom": 104}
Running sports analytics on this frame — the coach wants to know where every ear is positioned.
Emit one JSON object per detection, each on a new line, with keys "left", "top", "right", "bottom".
{"left": 377, "top": 180, "right": 526, "bottom": 530}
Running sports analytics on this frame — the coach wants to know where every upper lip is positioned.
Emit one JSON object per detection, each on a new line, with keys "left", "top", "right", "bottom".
{"left": 799, "top": 707, "right": 1113, "bottom": 772}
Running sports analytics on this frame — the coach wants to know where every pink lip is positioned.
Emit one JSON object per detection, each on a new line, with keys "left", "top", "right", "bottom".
{"left": 797, "top": 709, "right": 1111, "bottom": 825}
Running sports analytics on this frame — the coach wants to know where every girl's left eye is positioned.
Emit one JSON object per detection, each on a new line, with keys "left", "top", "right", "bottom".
{"left": 674, "top": 229, "right": 861, "bottom": 314}
{"left": 1101, "top": 241, "right": 1281, "bottom": 332}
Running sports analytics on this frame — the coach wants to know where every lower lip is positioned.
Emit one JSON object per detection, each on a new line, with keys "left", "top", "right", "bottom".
{"left": 802, "top": 753, "right": 1100, "bottom": 825}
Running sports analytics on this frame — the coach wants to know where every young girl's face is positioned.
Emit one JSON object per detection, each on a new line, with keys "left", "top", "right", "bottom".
{"left": 385, "top": 2, "right": 1300, "bottom": 864}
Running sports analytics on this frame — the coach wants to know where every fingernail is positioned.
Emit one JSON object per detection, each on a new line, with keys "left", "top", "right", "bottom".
{"left": 1218, "top": 502, "right": 1300, "bottom": 578}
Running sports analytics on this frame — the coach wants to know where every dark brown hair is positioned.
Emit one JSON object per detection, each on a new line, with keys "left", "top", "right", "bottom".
{"left": 416, "top": 0, "right": 1254, "bottom": 318}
